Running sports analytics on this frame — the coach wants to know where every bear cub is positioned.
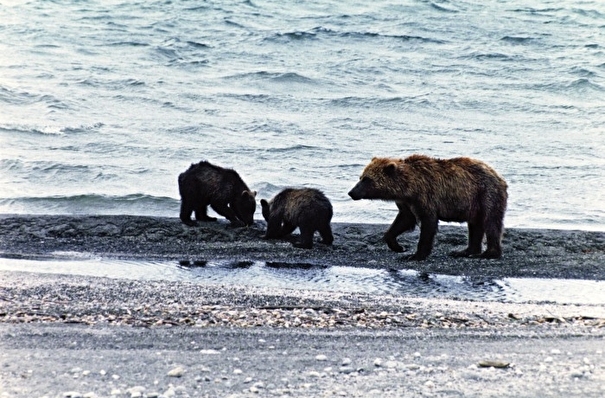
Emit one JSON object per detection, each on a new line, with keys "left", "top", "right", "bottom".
{"left": 261, "top": 188, "right": 334, "bottom": 249}
{"left": 348, "top": 155, "right": 507, "bottom": 260}
{"left": 178, "top": 161, "right": 256, "bottom": 227}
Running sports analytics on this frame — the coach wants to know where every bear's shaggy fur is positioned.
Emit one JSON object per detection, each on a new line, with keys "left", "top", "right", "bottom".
{"left": 261, "top": 188, "right": 333, "bottom": 249}
{"left": 348, "top": 155, "right": 508, "bottom": 260}
{"left": 178, "top": 161, "right": 256, "bottom": 227}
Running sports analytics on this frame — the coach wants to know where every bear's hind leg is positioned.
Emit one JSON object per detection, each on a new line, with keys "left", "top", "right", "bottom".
{"left": 293, "top": 225, "right": 314, "bottom": 249}
{"left": 481, "top": 210, "right": 504, "bottom": 259}
{"left": 318, "top": 223, "right": 334, "bottom": 246}
{"left": 451, "top": 222, "right": 483, "bottom": 258}
{"left": 482, "top": 228, "right": 503, "bottom": 259}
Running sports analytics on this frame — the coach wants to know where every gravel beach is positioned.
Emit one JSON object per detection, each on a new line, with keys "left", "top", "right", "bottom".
{"left": 1, "top": 215, "right": 605, "bottom": 397}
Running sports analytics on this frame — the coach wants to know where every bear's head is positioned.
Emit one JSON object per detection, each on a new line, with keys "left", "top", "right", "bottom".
{"left": 233, "top": 190, "right": 257, "bottom": 226}
{"left": 348, "top": 157, "right": 404, "bottom": 201}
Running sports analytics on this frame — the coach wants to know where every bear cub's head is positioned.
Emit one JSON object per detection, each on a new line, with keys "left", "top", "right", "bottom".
{"left": 233, "top": 190, "right": 257, "bottom": 226}
{"left": 259, "top": 198, "right": 272, "bottom": 222}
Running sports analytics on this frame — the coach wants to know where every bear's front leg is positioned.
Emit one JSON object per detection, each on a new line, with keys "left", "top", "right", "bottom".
{"left": 211, "top": 203, "right": 245, "bottom": 227}
{"left": 408, "top": 218, "right": 438, "bottom": 261}
{"left": 384, "top": 203, "right": 416, "bottom": 253}
{"left": 263, "top": 217, "right": 283, "bottom": 239}
{"left": 180, "top": 201, "right": 198, "bottom": 226}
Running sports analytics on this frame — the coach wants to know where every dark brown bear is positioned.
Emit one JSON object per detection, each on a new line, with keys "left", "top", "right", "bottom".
{"left": 348, "top": 155, "right": 507, "bottom": 260}
{"left": 260, "top": 188, "right": 334, "bottom": 249}
{"left": 178, "top": 161, "right": 256, "bottom": 227}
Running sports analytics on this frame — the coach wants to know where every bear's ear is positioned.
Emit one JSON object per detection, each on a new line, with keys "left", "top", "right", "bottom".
{"left": 242, "top": 190, "right": 256, "bottom": 198}
{"left": 385, "top": 162, "right": 398, "bottom": 175}
{"left": 260, "top": 199, "right": 269, "bottom": 207}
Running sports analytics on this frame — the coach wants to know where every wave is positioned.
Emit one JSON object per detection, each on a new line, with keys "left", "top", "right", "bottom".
{"left": 328, "top": 95, "right": 432, "bottom": 109}
{"left": 0, "top": 123, "right": 103, "bottom": 136}
{"left": 501, "top": 36, "right": 534, "bottom": 44}
{"left": 429, "top": 1, "right": 459, "bottom": 13}
{"left": 0, "top": 194, "right": 180, "bottom": 216}
{"left": 0, "top": 85, "right": 68, "bottom": 108}
{"left": 266, "top": 26, "right": 444, "bottom": 44}
{"left": 532, "top": 78, "right": 604, "bottom": 94}
{"left": 222, "top": 71, "right": 317, "bottom": 85}
{"left": 108, "top": 41, "right": 150, "bottom": 47}
{"left": 462, "top": 51, "right": 515, "bottom": 61}
{"left": 264, "top": 144, "right": 324, "bottom": 153}
{"left": 77, "top": 77, "right": 145, "bottom": 89}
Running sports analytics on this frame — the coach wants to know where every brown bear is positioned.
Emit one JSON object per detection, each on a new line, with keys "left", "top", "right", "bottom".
{"left": 348, "top": 155, "right": 507, "bottom": 260}
{"left": 178, "top": 161, "right": 256, "bottom": 227}
{"left": 260, "top": 188, "right": 334, "bottom": 249}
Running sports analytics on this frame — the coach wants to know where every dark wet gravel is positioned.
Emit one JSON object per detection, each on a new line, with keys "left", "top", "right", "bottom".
{"left": 1, "top": 214, "right": 605, "bottom": 280}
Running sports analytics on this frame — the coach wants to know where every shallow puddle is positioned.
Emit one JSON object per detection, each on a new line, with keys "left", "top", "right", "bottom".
{"left": 1, "top": 254, "right": 604, "bottom": 306}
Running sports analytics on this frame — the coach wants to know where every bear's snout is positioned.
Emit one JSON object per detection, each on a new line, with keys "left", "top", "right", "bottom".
{"left": 348, "top": 186, "right": 363, "bottom": 200}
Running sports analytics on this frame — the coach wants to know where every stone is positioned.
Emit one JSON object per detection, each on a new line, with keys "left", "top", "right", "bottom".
{"left": 167, "top": 366, "right": 185, "bottom": 377}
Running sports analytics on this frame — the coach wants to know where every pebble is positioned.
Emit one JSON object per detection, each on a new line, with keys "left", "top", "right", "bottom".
{"left": 200, "top": 349, "right": 221, "bottom": 355}
{"left": 373, "top": 358, "right": 383, "bottom": 367}
{"left": 167, "top": 366, "right": 185, "bottom": 377}
{"left": 127, "top": 386, "right": 146, "bottom": 398}
{"left": 63, "top": 393, "right": 82, "bottom": 398}
{"left": 342, "top": 358, "right": 352, "bottom": 366}
{"left": 233, "top": 368, "right": 243, "bottom": 375}
{"left": 316, "top": 354, "right": 327, "bottom": 361}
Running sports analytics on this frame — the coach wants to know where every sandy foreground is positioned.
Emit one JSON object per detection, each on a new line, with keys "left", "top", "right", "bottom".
{"left": 1, "top": 215, "right": 605, "bottom": 397}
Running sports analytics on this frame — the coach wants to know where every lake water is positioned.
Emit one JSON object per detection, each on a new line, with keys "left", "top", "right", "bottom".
{"left": 1, "top": 0, "right": 604, "bottom": 231}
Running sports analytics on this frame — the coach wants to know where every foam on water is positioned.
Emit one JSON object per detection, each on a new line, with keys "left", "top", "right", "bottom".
{"left": 0, "top": 0, "right": 604, "bottom": 231}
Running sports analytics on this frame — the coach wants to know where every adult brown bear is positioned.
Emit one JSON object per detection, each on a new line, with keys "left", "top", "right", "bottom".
{"left": 261, "top": 188, "right": 333, "bottom": 249}
{"left": 178, "top": 161, "right": 256, "bottom": 227}
{"left": 348, "top": 155, "right": 507, "bottom": 260}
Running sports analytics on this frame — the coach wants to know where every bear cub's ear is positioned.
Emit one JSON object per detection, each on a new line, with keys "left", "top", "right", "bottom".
{"left": 260, "top": 199, "right": 269, "bottom": 207}
{"left": 242, "top": 190, "right": 257, "bottom": 198}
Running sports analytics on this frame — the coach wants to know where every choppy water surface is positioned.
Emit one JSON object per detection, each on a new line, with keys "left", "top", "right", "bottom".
{"left": 1, "top": 256, "right": 604, "bottom": 306}
{"left": 0, "top": 0, "right": 604, "bottom": 230}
